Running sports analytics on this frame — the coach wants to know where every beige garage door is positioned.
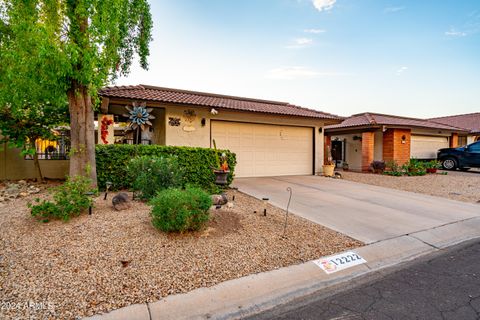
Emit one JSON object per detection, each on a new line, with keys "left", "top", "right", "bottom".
{"left": 211, "top": 121, "right": 313, "bottom": 177}
{"left": 411, "top": 135, "right": 449, "bottom": 159}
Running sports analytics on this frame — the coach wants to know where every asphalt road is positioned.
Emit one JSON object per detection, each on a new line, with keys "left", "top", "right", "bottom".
{"left": 246, "top": 240, "right": 480, "bottom": 320}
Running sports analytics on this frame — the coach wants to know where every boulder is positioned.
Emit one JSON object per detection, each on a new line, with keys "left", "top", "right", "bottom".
{"left": 211, "top": 194, "right": 228, "bottom": 206}
{"left": 112, "top": 192, "right": 131, "bottom": 211}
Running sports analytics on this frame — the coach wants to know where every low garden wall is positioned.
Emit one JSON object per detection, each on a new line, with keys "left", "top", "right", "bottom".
{"left": 95, "top": 144, "right": 236, "bottom": 190}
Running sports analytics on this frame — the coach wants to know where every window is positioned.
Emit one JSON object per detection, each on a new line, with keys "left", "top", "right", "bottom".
{"left": 25, "top": 131, "right": 70, "bottom": 160}
{"left": 468, "top": 142, "right": 480, "bottom": 153}
{"left": 458, "top": 136, "right": 467, "bottom": 146}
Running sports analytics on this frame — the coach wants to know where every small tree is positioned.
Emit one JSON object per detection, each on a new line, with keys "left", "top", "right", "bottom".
{"left": 0, "top": 0, "right": 153, "bottom": 185}
{"left": 0, "top": 103, "right": 68, "bottom": 182}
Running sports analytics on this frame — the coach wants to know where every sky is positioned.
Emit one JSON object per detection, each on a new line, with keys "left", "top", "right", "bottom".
{"left": 115, "top": 0, "right": 480, "bottom": 118}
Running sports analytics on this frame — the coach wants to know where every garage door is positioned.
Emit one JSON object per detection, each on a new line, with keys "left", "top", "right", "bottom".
{"left": 211, "top": 121, "right": 313, "bottom": 177}
{"left": 411, "top": 135, "right": 449, "bottom": 159}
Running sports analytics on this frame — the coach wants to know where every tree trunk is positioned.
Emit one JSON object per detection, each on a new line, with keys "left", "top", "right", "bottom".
{"left": 33, "top": 151, "right": 44, "bottom": 183}
{"left": 67, "top": 82, "right": 97, "bottom": 186}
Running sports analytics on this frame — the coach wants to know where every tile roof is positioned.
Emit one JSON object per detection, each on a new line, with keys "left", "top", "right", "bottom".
{"left": 325, "top": 112, "right": 466, "bottom": 132}
{"left": 429, "top": 113, "right": 480, "bottom": 134}
{"left": 99, "top": 85, "right": 341, "bottom": 120}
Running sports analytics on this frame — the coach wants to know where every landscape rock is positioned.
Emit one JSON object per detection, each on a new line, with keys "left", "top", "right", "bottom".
{"left": 112, "top": 192, "right": 131, "bottom": 211}
{"left": 211, "top": 194, "right": 228, "bottom": 206}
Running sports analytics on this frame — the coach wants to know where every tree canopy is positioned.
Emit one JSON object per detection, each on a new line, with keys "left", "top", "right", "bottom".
{"left": 0, "top": 0, "right": 153, "bottom": 184}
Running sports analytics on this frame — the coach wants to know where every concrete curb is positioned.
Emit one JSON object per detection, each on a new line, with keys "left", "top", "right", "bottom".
{"left": 83, "top": 216, "right": 480, "bottom": 320}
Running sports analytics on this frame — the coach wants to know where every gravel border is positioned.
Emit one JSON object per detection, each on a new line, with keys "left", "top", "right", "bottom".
{"left": 0, "top": 190, "right": 361, "bottom": 319}
{"left": 340, "top": 171, "right": 480, "bottom": 203}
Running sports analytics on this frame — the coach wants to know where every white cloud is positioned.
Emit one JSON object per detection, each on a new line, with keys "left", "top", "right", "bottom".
{"left": 384, "top": 6, "right": 405, "bottom": 13}
{"left": 312, "top": 0, "right": 336, "bottom": 12}
{"left": 396, "top": 66, "right": 408, "bottom": 75}
{"left": 266, "top": 66, "right": 350, "bottom": 80}
{"left": 286, "top": 37, "right": 314, "bottom": 49}
{"left": 445, "top": 28, "right": 467, "bottom": 37}
{"left": 304, "top": 28, "right": 326, "bottom": 34}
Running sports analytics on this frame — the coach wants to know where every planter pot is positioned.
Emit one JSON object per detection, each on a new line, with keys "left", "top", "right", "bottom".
{"left": 213, "top": 170, "right": 229, "bottom": 185}
{"left": 426, "top": 168, "right": 437, "bottom": 174}
{"left": 322, "top": 164, "right": 335, "bottom": 177}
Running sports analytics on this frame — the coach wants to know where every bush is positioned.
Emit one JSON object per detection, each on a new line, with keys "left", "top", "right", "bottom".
{"left": 370, "top": 160, "right": 386, "bottom": 174}
{"left": 29, "top": 175, "right": 97, "bottom": 222}
{"left": 150, "top": 187, "right": 212, "bottom": 232}
{"left": 129, "top": 156, "right": 184, "bottom": 200}
{"left": 96, "top": 145, "right": 236, "bottom": 191}
{"left": 403, "top": 158, "right": 426, "bottom": 176}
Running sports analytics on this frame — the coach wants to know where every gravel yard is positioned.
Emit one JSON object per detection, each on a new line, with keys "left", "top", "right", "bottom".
{"left": 0, "top": 189, "right": 361, "bottom": 319}
{"left": 341, "top": 170, "right": 480, "bottom": 203}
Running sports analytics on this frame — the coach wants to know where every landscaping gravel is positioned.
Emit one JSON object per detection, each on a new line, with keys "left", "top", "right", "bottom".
{"left": 341, "top": 170, "right": 480, "bottom": 203}
{"left": 0, "top": 189, "right": 361, "bottom": 319}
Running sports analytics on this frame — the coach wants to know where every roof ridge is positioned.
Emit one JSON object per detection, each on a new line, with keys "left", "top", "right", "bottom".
{"left": 428, "top": 112, "right": 480, "bottom": 120}
{"left": 138, "top": 84, "right": 289, "bottom": 106}
{"left": 426, "top": 119, "right": 473, "bottom": 131}
{"left": 364, "top": 113, "right": 377, "bottom": 125}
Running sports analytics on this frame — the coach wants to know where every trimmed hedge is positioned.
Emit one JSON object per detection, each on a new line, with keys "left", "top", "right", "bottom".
{"left": 95, "top": 144, "right": 236, "bottom": 191}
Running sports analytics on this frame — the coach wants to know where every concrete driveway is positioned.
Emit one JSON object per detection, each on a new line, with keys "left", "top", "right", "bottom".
{"left": 234, "top": 176, "right": 480, "bottom": 244}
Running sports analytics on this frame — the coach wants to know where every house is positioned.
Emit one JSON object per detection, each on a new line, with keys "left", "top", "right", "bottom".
{"left": 98, "top": 85, "right": 341, "bottom": 178}
{"left": 429, "top": 112, "right": 480, "bottom": 145}
{"left": 324, "top": 112, "right": 467, "bottom": 172}
{"left": 0, "top": 85, "right": 342, "bottom": 180}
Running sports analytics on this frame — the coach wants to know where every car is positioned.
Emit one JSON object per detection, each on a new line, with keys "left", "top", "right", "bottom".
{"left": 437, "top": 141, "right": 480, "bottom": 170}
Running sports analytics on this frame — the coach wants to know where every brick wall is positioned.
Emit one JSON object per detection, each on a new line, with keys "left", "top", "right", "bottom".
{"left": 382, "top": 128, "right": 411, "bottom": 165}
{"left": 361, "top": 131, "right": 374, "bottom": 172}
{"left": 450, "top": 133, "right": 458, "bottom": 148}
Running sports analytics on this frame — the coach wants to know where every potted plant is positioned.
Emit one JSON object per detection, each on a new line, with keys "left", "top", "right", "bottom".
{"left": 370, "top": 160, "right": 386, "bottom": 174}
{"left": 212, "top": 139, "right": 229, "bottom": 185}
{"left": 322, "top": 146, "right": 335, "bottom": 177}
{"left": 425, "top": 160, "right": 440, "bottom": 174}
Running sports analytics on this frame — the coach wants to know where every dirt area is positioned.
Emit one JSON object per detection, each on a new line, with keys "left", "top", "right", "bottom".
{"left": 0, "top": 189, "right": 361, "bottom": 319}
{"left": 341, "top": 170, "right": 480, "bottom": 203}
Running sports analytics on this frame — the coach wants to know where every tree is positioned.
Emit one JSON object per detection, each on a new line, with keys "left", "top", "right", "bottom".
{"left": 0, "top": 0, "right": 153, "bottom": 185}
{"left": 0, "top": 103, "right": 69, "bottom": 182}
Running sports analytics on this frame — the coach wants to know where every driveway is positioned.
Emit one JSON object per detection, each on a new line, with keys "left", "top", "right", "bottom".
{"left": 234, "top": 176, "right": 480, "bottom": 244}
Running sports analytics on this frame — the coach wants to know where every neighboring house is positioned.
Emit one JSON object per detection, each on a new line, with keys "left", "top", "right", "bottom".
{"left": 429, "top": 112, "right": 480, "bottom": 145}
{"left": 0, "top": 85, "right": 342, "bottom": 180}
{"left": 98, "top": 85, "right": 341, "bottom": 177}
{"left": 324, "top": 112, "right": 467, "bottom": 172}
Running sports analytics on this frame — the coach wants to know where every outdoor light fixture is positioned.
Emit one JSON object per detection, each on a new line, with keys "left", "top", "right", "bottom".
{"left": 401, "top": 135, "right": 406, "bottom": 144}
{"left": 104, "top": 181, "right": 112, "bottom": 200}
{"left": 318, "top": 128, "right": 322, "bottom": 133}
{"left": 262, "top": 198, "right": 269, "bottom": 216}
{"left": 201, "top": 118, "right": 206, "bottom": 126}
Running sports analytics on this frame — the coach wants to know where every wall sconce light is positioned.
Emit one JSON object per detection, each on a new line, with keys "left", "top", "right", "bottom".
{"left": 352, "top": 135, "right": 362, "bottom": 141}
{"left": 201, "top": 118, "right": 206, "bottom": 126}
{"left": 318, "top": 128, "right": 322, "bottom": 133}
{"left": 401, "top": 135, "right": 406, "bottom": 144}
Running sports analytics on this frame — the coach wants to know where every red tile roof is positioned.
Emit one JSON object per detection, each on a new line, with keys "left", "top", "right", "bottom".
{"left": 99, "top": 85, "right": 341, "bottom": 120}
{"left": 429, "top": 113, "right": 480, "bottom": 134}
{"left": 325, "top": 112, "right": 466, "bottom": 132}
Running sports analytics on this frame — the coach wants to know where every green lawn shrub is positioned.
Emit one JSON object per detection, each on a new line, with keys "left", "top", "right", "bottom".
{"left": 29, "top": 175, "right": 97, "bottom": 222}
{"left": 96, "top": 145, "right": 236, "bottom": 191}
{"left": 150, "top": 186, "right": 212, "bottom": 232}
{"left": 129, "top": 155, "right": 184, "bottom": 200}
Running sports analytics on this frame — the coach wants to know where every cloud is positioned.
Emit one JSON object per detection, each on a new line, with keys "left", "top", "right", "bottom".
{"left": 312, "top": 0, "right": 336, "bottom": 12}
{"left": 396, "top": 66, "right": 408, "bottom": 75}
{"left": 384, "top": 6, "right": 405, "bottom": 13}
{"left": 445, "top": 28, "right": 467, "bottom": 37}
{"left": 286, "top": 37, "right": 313, "bottom": 49}
{"left": 304, "top": 28, "right": 326, "bottom": 34}
{"left": 266, "top": 66, "right": 350, "bottom": 80}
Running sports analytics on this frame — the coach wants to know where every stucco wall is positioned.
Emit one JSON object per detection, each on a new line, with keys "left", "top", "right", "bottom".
{"left": 1, "top": 145, "right": 69, "bottom": 180}
{"left": 162, "top": 104, "right": 327, "bottom": 174}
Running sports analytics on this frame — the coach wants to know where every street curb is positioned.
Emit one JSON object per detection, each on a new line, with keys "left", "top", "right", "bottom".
{"left": 84, "top": 218, "right": 480, "bottom": 320}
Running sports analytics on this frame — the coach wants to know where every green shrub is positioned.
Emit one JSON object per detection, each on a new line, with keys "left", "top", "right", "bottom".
{"left": 29, "top": 175, "right": 97, "bottom": 222}
{"left": 129, "top": 155, "right": 184, "bottom": 200}
{"left": 96, "top": 144, "right": 236, "bottom": 191}
{"left": 150, "top": 186, "right": 212, "bottom": 232}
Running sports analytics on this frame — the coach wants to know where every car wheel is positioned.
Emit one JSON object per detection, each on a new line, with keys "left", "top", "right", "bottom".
{"left": 442, "top": 158, "right": 457, "bottom": 170}
{"left": 459, "top": 167, "right": 471, "bottom": 171}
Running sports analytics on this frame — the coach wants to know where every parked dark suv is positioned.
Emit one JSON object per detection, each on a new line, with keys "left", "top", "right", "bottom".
{"left": 437, "top": 141, "right": 480, "bottom": 170}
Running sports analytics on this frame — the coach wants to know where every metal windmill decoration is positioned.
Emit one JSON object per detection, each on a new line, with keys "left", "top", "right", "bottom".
{"left": 123, "top": 102, "right": 155, "bottom": 143}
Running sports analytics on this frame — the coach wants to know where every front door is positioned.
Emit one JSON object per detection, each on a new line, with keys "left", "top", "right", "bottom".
{"left": 331, "top": 140, "right": 343, "bottom": 166}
